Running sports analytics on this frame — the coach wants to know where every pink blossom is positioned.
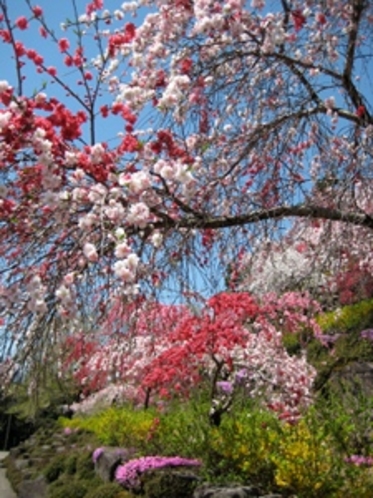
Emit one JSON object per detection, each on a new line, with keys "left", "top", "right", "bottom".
{"left": 83, "top": 243, "right": 98, "bottom": 262}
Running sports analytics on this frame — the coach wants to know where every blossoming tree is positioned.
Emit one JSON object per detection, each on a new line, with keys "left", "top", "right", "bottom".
{"left": 0, "top": 0, "right": 372, "bottom": 393}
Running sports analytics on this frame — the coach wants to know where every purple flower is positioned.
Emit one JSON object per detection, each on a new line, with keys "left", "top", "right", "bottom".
{"left": 361, "top": 329, "right": 373, "bottom": 341}
{"left": 318, "top": 334, "right": 341, "bottom": 346}
{"left": 235, "top": 368, "right": 248, "bottom": 385}
{"left": 92, "top": 447, "right": 104, "bottom": 463}
{"left": 216, "top": 381, "right": 233, "bottom": 394}
{"left": 63, "top": 427, "right": 72, "bottom": 435}
{"left": 345, "top": 454, "right": 373, "bottom": 467}
{"left": 115, "top": 456, "right": 201, "bottom": 488}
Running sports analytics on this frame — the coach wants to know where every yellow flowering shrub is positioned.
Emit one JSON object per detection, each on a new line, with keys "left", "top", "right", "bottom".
{"left": 271, "top": 419, "right": 337, "bottom": 496}
{"left": 209, "top": 408, "right": 280, "bottom": 487}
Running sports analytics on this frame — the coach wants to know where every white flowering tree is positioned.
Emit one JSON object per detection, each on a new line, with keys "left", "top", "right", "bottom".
{"left": 0, "top": 0, "right": 372, "bottom": 393}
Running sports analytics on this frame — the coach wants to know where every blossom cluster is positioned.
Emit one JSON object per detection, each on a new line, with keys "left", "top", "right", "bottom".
{"left": 64, "top": 292, "right": 317, "bottom": 420}
{"left": 115, "top": 455, "right": 201, "bottom": 489}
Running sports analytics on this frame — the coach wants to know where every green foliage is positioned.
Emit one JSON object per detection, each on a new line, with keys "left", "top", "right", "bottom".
{"left": 114, "top": 492, "right": 137, "bottom": 498}
{"left": 75, "top": 450, "right": 96, "bottom": 480}
{"left": 151, "top": 396, "right": 212, "bottom": 458}
{"left": 313, "top": 389, "right": 373, "bottom": 457}
{"left": 64, "top": 454, "right": 77, "bottom": 475}
{"left": 271, "top": 417, "right": 341, "bottom": 496}
{"left": 59, "top": 405, "right": 158, "bottom": 448}
{"left": 47, "top": 476, "right": 88, "bottom": 498}
{"left": 141, "top": 468, "right": 200, "bottom": 498}
{"left": 317, "top": 298, "right": 373, "bottom": 333}
{"left": 6, "top": 369, "right": 79, "bottom": 423}
{"left": 209, "top": 403, "right": 280, "bottom": 487}
{"left": 84, "top": 482, "right": 124, "bottom": 498}
{"left": 305, "top": 299, "right": 373, "bottom": 396}
{"left": 44, "top": 455, "right": 68, "bottom": 483}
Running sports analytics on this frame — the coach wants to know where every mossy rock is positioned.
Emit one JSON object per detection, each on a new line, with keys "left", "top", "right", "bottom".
{"left": 140, "top": 467, "right": 200, "bottom": 498}
{"left": 84, "top": 481, "right": 125, "bottom": 498}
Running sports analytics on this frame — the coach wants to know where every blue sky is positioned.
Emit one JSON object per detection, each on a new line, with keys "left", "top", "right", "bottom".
{"left": 0, "top": 1, "right": 150, "bottom": 146}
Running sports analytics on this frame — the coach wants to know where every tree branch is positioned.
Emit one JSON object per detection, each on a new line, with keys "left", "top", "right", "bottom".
{"left": 151, "top": 204, "right": 373, "bottom": 231}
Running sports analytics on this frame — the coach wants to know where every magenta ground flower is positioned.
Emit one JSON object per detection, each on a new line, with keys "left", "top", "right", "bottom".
{"left": 345, "top": 454, "right": 373, "bottom": 466}
{"left": 115, "top": 455, "right": 201, "bottom": 488}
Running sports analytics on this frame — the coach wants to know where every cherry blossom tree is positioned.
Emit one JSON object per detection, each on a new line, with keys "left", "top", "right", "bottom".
{"left": 64, "top": 292, "right": 319, "bottom": 422}
{"left": 0, "top": 0, "right": 372, "bottom": 390}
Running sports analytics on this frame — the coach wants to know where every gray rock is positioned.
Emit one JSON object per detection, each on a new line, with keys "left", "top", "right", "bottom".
{"left": 18, "top": 475, "right": 47, "bottom": 498}
{"left": 13, "top": 459, "right": 29, "bottom": 471}
{"left": 94, "top": 447, "right": 137, "bottom": 482}
{"left": 141, "top": 467, "right": 201, "bottom": 497}
{"left": 193, "top": 483, "right": 262, "bottom": 498}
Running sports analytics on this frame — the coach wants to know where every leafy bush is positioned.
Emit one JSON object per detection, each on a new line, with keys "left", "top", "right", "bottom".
{"left": 317, "top": 299, "right": 373, "bottom": 334}
{"left": 271, "top": 418, "right": 339, "bottom": 496}
{"left": 84, "top": 482, "right": 124, "bottom": 498}
{"left": 75, "top": 450, "right": 96, "bottom": 480}
{"left": 209, "top": 404, "right": 280, "bottom": 488}
{"left": 151, "top": 396, "right": 212, "bottom": 458}
{"left": 47, "top": 478, "right": 88, "bottom": 498}
{"left": 60, "top": 405, "right": 157, "bottom": 448}
{"left": 44, "top": 455, "right": 68, "bottom": 483}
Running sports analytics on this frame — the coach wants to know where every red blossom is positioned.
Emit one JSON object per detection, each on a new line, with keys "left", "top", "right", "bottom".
{"left": 100, "top": 105, "right": 109, "bottom": 118}
{"left": 47, "top": 66, "right": 57, "bottom": 77}
{"left": 119, "top": 134, "right": 141, "bottom": 153}
{"left": 64, "top": 55, "right": 73, "bottom": 67}
{"left": 86, "top": 0, "right": 103, "bottom": 15}
{"left": 58, "top": 38, "right": 70, "bottom": 53}
{"left": 108, "top": 23, "right": 136, "bottom": 57}
{"left": 15, "top": 16, "right": 28, "bottom": 30}
{"left": 356, "top": 105, "right": 366, "bottom": 118}
{"left": 14, "top": 41, "right": 26, "bottom": 57}
{"left": 26, "top": 49, "right": 44, "bottom": 65}
{"left": 32, "top": 5, "right": 43, "bottom": 17}
{"left": 39, "top": 26, "right": 47, "bottom": 38}
{"left": 0, "top": 29, "right": 11, "bottom": 43}
{"left": 316, "top": 12, "right": 327, "bottom": 25}
{"left": 180, "top": 58, "right": 193, "bottom": 75}
{"left": 291, "top": 9, "right": 306, "bottom": 31}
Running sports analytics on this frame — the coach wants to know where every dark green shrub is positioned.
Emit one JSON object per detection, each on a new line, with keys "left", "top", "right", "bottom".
{"left": 141, "top": 468, "right": 200, "bottom": 498}
{"left": 48, "top": 478, "right": 88, "bottom": 498}
{"left": 64, "top": 454, "right": 77, "bottom": 475}
{"left": 44, "top": 454, "right": 67, "bottom": 483}
{"left": 85, "top": 482, "right": 125, "bottom": 498}
{"left": 75, "top": 450, "right": 95, "bottom": 480}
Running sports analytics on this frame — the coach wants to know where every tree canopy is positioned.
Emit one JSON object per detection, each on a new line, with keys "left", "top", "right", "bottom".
{"left": 0, "top": 0, "right": 372, "bottom": 393}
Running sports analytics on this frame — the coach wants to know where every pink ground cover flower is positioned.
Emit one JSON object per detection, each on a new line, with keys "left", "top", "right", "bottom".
{"left": 115, "top": 455, "right": 201, "bottom": 489}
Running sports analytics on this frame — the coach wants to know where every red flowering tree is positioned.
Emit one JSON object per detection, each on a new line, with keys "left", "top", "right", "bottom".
{"left": 64, "top": 292, "right": 319, "bottom": 422}
{"left": 0, "top": 0, "right": 372, "bottom": 391}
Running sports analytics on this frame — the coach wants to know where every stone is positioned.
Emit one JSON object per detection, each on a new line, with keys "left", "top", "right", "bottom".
{"left": 18, "top": 475, "right": 47, "bottom": 498}
{"left": 94, "top": 447, "right": 137, "bottom": 482}
{"left": 193, "top": 483, "right": 263, "bottom": 498}
{"left": 141, "top": 467, "right": 201, "bottom": 498}
{"left": 13, "top": 459, "right": 29, "bottom": 471}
